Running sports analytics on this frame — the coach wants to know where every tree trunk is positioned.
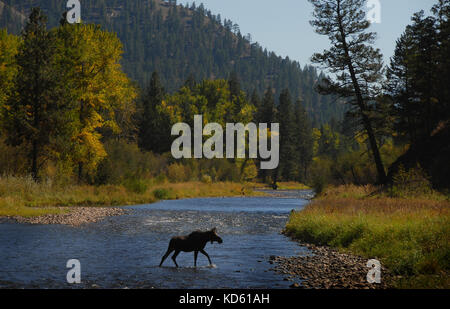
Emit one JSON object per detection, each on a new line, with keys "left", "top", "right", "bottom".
{"left": 337, "top": 3, "right": 387, "bottom": 184}
{"left": 78, "top": 162, "right": 83, "bottom": 184}
{"left": 31, "top": 141, "right": 38, "bottom": 181}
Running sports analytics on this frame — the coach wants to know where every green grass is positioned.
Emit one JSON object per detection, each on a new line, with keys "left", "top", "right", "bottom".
{"left": 0, "top": 176, "right": 258, "bottom": 217}
{"left": 285, "top": 185, "right": 450, "bottom": 289}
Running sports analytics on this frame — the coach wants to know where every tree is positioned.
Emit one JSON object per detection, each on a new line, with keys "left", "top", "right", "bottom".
{"left": 54, "top": 23, "right": 136, "bottom": 181}
{"left": 2, "top": 8, "right": 62, "bottom": 180}
{"left": 387, "top": 4, "right": 450, "bottom": 145}
{"left": 0, "top": 29, "right": 19, "bottom": 112}
{"left": 138, "top": 71, "right": 170, "bottom": 153}
{"left": 294, "top": 99, "right": 313, "bottom": 182}
{"left": 308, "top": 0, "right": 387, "bottom": 184}
{"left": 277, "top": 89, "right": 296, "bottom": 180}
{"left": 259, "top": 87, "right": 276, "bottom": 124}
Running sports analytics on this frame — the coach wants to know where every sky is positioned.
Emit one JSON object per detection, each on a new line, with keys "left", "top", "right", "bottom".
{"left": 178, "top": 0, "right": 436, "bottom": 67}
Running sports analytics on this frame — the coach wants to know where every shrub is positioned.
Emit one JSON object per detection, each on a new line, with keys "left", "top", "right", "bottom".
{"left": 153, "top": 188, "right": 171, "bottom": 200}
{"left": 312, "top": 174, "right": 327, "bottom": 195}
{"left": 390, "top": 165, "right": 433, "bottom": 197}
{"left": 123, "top": 178, "right": 148, "bottom": 194}
{"left": 201, "top": 174, "right": 212, "bottom": 184}
{"left": 167, "top": 163, "right": 188, "bottom": 183}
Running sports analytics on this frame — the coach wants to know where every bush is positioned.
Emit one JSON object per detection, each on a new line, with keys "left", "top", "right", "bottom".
{"left": 167, "top": 163, "right": 188, "bottom": 183}
{"left": 153, "top": 188, "right": 171, "bottom": 200}
{"left": 123, "top": 178, "right": 148, "bottom": 194}
{"left": 201, "top": 174, "right": 212, "bottom": 184}
{"left": 390, "top": 165, "right": 433, "bottom": 197}
{"left": 312, "top": 174, "right": 327, "bottom": 195}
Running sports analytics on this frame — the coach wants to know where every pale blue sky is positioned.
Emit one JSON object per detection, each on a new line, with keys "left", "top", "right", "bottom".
{"left": 179, "top": 0, "right": 435, "bottom": 67}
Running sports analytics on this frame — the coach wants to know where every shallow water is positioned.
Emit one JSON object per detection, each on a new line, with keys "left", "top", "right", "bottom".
{"left": 0, "top": 191, "right": 311, "bottom": 289}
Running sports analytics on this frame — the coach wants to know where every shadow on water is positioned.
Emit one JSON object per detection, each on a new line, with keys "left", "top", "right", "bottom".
{"left": 0, "top": 190, "right": 312, "bottom": 289}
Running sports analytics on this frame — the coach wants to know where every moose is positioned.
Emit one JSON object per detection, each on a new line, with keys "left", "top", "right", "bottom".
{"left": 159, "top": 228, "right": 223, "bottom": 267}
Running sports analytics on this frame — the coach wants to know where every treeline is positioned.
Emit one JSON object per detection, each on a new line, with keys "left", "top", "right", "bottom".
{"left": 0, "top": 0, "right": 345, "bottom": 126}
{"left": 138, "top": 72, "right": 314, "bottom": 184}
{"left": 0, "top": 8, "right": 314, "bottom": 186}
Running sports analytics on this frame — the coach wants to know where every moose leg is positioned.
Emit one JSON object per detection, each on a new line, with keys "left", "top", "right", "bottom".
{"left": 159, "top": 248, "right": 174, "bottom": 267}
{"left": 194, "top": 251, "right": 198, "bottom": 267}
{"left": 172, "top": 250, "right": 180, "bottom": 267}
{"left": 200, "top": 249, "right": 212, "bottom": 265}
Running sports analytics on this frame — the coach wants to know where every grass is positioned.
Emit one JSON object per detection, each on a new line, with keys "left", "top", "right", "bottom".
{"left": 285, "top": 185, "right": 450, "bottom": 289}
{"left": 0, "top": 176, "right": 259, "bottom": 218}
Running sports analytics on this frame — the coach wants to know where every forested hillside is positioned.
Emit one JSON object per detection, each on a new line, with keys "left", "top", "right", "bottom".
{"left": 0, "top": 0, "right": 345, "bottom": 125}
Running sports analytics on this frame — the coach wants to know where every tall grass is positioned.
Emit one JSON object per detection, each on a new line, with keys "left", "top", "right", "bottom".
{"left": 285, "top": 185, "right": 450, "bottom": 288}
{"left": 0, "top": 176, "right": 257, "bottom": 217}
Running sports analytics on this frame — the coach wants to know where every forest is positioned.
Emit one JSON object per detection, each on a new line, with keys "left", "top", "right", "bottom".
{"left": 0, "top": 0, "right": 448, "bottom": 192}
{"left": 0, "top": 0, "right": 449, "bottom": 289}
{"left": 0, "top": 0, "right": 345, "bottom": 126}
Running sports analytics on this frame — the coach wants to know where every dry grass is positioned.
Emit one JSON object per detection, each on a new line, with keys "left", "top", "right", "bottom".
{"left": 285, "top": 185, "right": 450, "bottom": 289}
{"left": 251, "top": 182, "right": 310, "bottom": 190}
{"left": 0, "top": 176, "right": 258, "bottom": 218}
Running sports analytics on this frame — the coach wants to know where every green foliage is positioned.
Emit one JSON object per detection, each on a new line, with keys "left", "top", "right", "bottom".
{"left": 94, "top": 140, "right": 167, "bottom": 185}
{"left": 153, "top": 188, "right": 171, "bottom": 200}
{"left": 390, "top": 165, "right": 433, "bottom": 198}
{"left": 123, "top": 178, "right": 148, "bottom": 194}
{"left": 309, "top": 0, "right": 387, "bottom": 183}
{"left": 286, "top": 192, "right": 450, "bottom": 288}
{"left": 138, "top": 72, "right": 170, "bottom": 153}
{"left": 0, "top": 28, "right": 19, "bottom": 110}
{"left": 312, "top": 174, "right": 327, "bottom": 195}
{"left": 166, "top": 163, "right": 189, "bottom": 183}
{"left": 2, "top": 8, "right": 63, "bottom": 180}
{"left": 1, "top": 9, "right": 136, "bottom": 182}
{"left": 0, "top": 0, "right": 344, "bottom": 125}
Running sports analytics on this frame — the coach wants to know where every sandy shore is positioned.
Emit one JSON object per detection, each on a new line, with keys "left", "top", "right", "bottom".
{"left": 11, "top": 207, "right": 128, "bottom": 226}
{"left": 270, "top": 243, "right": 392, "bottom": 289}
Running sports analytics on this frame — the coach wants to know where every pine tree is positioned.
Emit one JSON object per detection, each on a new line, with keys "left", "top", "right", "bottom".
{"left": 309, "top": 0, "right": 387, "bottom": 183}
{"left": 294, "top": 99, "right": 313, "bottom": 182}
{"left": 138, "top": 71, "right": 170, "bottom": 153}
{"left": 2, "top": 9, "right": 66, "bottom": 180}
{"left": 259, "top": 87, "right": 275, "bottom": 124}
{"left": 277, "top": 89, "right": 296, "bottom": 180}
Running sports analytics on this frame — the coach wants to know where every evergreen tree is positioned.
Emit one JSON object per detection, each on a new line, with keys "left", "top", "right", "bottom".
{"left": 259, "top": 87, "right": 276, "bottom": 124}
{"left": 387, "top": 4, "right": 450, "bottom": 145}
{"left": 138, "top": 71, "right": 170, "bottom": 153}
{"left": 309, "top": 0, "right": 387, "bottom": 183}
{"left": 294, "top": 99, "right": 313, "bottom": 182}
{"left": 277, "top": 89, "right": 296, "bottom": 180}
{"left": 2, "top": 8, "right": 60, "bottom": 180}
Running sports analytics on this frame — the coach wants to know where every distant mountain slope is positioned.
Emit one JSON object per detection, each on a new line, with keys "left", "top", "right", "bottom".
{"left": 0, "top": 0, "right": 345, "bottom": 125}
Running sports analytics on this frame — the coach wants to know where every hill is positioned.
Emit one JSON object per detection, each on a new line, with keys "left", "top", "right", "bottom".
{"left": 0, "top": 0, "right": 346, "bottom": 125}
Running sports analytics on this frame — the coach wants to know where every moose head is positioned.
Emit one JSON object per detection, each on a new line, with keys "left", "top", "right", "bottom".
{"left": 209, "top": 228, "right": 223, "bottom": 244}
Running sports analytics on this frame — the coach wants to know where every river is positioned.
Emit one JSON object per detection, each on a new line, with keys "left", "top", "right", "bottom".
{"left": 0, "top": 190, "right": 312, "bottom": 288}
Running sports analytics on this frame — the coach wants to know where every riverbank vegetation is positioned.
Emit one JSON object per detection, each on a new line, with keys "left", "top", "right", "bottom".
{"left": 0, "top": 176, "right": 257, "bottom": 218}
{"left": 285, "top": 185, "right": 450, "bottom": 288}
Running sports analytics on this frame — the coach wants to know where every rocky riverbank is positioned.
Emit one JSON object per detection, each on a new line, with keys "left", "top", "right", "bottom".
{"left": 270, "top": 243, "right": 392, "bottom": 289}
{"left": 11, "top": 207, "right": 127, "bottom": 226}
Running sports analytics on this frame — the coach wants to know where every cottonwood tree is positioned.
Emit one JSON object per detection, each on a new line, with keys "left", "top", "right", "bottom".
{"left": 309, "top": 0, "right": 387, "bottom": 183}
{"left": 54, "top": 23, "right": 136, "bottom": 182}
{"left": 0, "top": 29, "right": 19, "bottom": 111}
